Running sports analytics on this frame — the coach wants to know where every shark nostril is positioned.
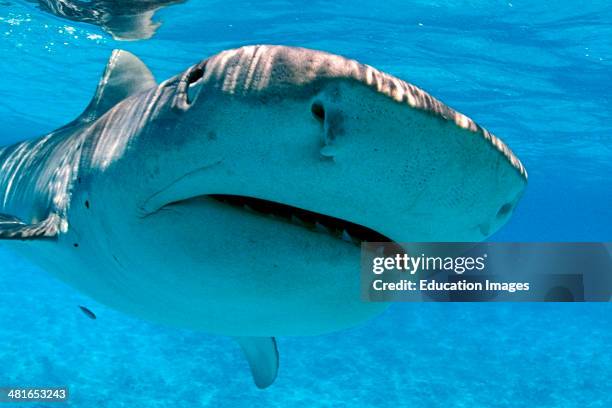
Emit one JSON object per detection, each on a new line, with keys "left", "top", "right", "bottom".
{"left": 497, "top": 203, "right": 513, "bottom": 219}
{"left": 311, "top": 102, "right": 325, "bottom": 123}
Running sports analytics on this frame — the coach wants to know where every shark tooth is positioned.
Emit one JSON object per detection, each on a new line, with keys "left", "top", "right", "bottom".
{"left": 315, "top": 222, "right": 330, "bottom": 234}
{"left": 291, "top": 215, "right": 305, "bottom": 226}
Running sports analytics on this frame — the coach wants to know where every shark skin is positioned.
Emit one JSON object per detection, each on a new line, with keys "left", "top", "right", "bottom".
{"left": 0, "top": 45, "right": 527, "bottom": 388}
{"left": 26, "top": 0, "right": 186, "bottom": 40}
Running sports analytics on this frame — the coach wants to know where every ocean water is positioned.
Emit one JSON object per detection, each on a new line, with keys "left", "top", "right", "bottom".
{"left": 0, "top": 1, "right": 611, "bottom": 407}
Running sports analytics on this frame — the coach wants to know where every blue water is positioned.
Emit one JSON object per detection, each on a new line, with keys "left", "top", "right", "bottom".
{"left": 1, "top": 1, "right": 611, "bottom": 406}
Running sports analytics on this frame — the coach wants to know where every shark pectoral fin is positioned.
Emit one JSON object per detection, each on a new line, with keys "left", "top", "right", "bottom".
{"left": 78, "top": 49, "right": 157, "bottom": 123}
{"left": 0, "top": 213, "right": 61, "bottom": 240}
{"left": 235, "top": 337, "right": 279, "bottom": 389}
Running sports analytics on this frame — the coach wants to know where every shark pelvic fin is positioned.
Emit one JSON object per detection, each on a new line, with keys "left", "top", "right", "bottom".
{"left": 0, "top": 213, "right": 61, "bottom": 240}
{"left": 78, "top": 50, "right": 157, "bottom": 123}
{"left": 235, "top": 337, "right": 279, "bottom": 389}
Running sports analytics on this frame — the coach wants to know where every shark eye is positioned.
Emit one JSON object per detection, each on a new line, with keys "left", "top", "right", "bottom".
{"left": 188, "top": 67, "right": 204, "bottom": 85}
{"left": 311, "top": 102, "right": 325, "bottom": 123}
{"left": 186, "top": 67, "right": 205, "bottom": 104}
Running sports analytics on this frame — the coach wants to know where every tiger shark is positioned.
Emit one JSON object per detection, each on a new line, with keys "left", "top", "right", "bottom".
{"left": 0, "top": 45, "right": 527, "bottom": 388}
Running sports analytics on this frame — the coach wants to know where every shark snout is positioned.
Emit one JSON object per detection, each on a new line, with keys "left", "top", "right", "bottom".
{"left": 299, "top": 78, "right": 528, "bottom": 241}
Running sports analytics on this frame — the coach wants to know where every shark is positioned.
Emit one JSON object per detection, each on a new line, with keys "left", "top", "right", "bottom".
{"left": 0, "top": 45, "right": 527, "bottom": 388}
{"left": 25, "top": 0, "right": 186, "bottom": 40}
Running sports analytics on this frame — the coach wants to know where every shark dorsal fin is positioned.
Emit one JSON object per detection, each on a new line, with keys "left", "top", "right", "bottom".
{"left": 78, "top": 50, "right": 156, "bottom": 123}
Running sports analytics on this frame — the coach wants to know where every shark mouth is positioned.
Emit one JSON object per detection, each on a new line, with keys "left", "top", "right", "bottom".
{"left": 206, "top": 194, "right": 392, "bottom": 246}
